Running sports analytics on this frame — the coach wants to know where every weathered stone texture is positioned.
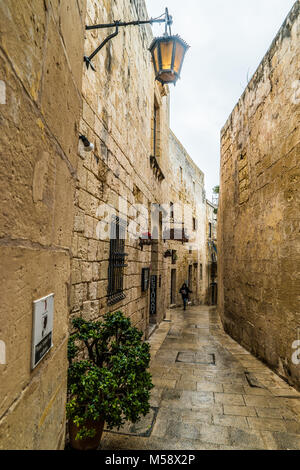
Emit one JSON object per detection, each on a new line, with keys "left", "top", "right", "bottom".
{"left": 218, "top": 2, "right": 300, "bottom": 390}
{"left": 0, "top": 0, "right": 211, "bottom": 449}
{"left": 0, "top": 0, "right": 86, "bottom": 449}
{"left": 71, "top": 0, "right": 171, "bottom": 333}
{"left": 166, "top": 131, "right": 207, "bottom": 306}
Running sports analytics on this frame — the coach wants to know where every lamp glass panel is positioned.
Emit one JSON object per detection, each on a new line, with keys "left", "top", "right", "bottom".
{"left": 160, "top": 40, "right": 174, "bottom": 70}
{"left": 153, "top": 45, "right": 159, "bottom": 74}
{"left": 173, "top": 42, "right": 185, "bottom": 74}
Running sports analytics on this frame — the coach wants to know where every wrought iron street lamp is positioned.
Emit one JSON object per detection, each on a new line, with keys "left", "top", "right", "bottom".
{"left": 84, "top": 7, "right": 189, "bottom": 86}
{"left": 149, "top": 33, "right": 189, "bottom": 86}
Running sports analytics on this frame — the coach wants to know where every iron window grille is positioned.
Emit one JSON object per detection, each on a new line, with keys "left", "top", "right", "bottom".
{"left": 107, "top": 216, "right": 128, "bottom": 306}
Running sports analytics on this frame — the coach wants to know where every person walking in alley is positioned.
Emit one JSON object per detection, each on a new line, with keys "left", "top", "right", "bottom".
{"left": 179, "top": 283, "right": 192, "bottom": 310}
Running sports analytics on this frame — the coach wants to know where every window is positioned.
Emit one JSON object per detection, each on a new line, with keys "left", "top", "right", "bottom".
{"left": 193, "top": 217, "right": 197, "bottom": 231}
{"left": 153, "top": 104, "right": 158, "bottom": 156}
{"left": 200, "top": 264, "right": 203, "bottom": 280}
{"left": 159, "top": 211, "right": 163, "bottom": 240}
{"left": 170, "top": 202, "right": 174, "bottom": 220}
{"left": 141, "top": 268, "right": 150, "bottom": 292}
{"left": 152, "top": 100, "right": 160, "bottom": 157}
{"left": 209, "top": 222, "right": 212, "bottom": 238}
{"left": 180, "top": 166, "right": 183, "bottom": 183}
{"left": 107, "top": 216, "right": 128, "bottom": 306}
{"left": 188, "top": 265, "right": 193, "bottom": 289}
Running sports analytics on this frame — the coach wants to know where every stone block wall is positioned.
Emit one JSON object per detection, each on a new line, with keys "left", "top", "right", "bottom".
{"left": 0, "top": 0, "right": 213, "bottom": 449}
{"left": 218, "top": 2, "right": 300, "bottom": 390}
{"left": 0, "top": 0, "right": 86, "bottom": 449}
{"left": 167, "top": 132, "right": 207, "bottom": 307}
{"left": 71, "top": 0, "right": 171, "bottom": 334}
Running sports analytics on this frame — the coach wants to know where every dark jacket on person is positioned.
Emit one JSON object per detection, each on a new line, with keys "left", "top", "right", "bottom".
{"left": 179, "top": 285, "right": 192, "bottom": 299}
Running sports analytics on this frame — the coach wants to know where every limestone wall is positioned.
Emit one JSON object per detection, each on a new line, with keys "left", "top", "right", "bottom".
{"left": 0, "top": 0, "right": 86, "bottom": 449}
{"left": 218, "top": 2, "right": 300, "bottom": 390}
{"left": 71, "top": 0, "right": 171, "bottom": 334}
{"left": 0, "top": 0, "right": 212, "bottom": 449}
{"left": 167, "top": 131, "right": 207, "bottom": 307}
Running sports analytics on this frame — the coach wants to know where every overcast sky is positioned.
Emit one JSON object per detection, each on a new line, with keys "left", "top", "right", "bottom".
{"left": 146, "top": 0, "right": 296, "bottom": 200}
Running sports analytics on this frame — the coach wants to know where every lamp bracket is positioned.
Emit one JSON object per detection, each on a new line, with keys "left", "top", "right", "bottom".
{"left": 84, "top": 23, "right": 120, "bottom": 70}
{"left": 84, "top": 8, "right": 173, "bottom": 72}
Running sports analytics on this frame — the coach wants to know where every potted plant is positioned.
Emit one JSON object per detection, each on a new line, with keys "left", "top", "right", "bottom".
{"left": 66, "top": 311, "right": 153, "bottom": 450}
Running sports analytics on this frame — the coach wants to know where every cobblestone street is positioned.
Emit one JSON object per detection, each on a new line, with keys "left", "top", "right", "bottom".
{"left": 101, "top": 306, "right": 300, "bottom": 450}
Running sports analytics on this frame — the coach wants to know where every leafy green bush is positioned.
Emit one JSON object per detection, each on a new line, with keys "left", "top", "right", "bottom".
{"left": 66, "top": 311, "right": 153, "bottom": 440}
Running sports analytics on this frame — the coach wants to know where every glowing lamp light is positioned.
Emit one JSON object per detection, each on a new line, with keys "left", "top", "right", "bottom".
{"left": 84, "top": 7, "right": 189, "bottom": 86}
{"left": 149, "top": 35, "right": 189, "bottom": 86}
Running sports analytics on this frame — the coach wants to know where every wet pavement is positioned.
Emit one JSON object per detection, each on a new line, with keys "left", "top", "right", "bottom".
{"left": 100, "top": 306, "right": 300, "bottom": 450}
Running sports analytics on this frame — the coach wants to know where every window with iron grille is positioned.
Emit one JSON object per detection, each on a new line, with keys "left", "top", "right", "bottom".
{"left": 107, "top": 216, "right": 128, "bottom": 306}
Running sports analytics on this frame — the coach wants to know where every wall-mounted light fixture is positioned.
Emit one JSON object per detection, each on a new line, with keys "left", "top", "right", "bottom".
{"left": 149, "top": 33, "right": 189, "bottom": 86}
{"left": 79, "top": 135, "right": 94, "bottom": 152}
{"left": 84, "top": 8, "right": 189, "bottom": 86}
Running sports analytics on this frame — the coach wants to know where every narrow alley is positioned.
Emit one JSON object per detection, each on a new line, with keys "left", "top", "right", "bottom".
{"left": 101, "top": 306, "right": 300, "bottom": 450}
{"left": 1, "top": 0, "right": 299, "bottom": 452}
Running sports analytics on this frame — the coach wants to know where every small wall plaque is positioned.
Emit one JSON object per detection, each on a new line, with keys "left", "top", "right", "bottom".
{"left": 31, "top": 293, "right": 54, "bottom": 369}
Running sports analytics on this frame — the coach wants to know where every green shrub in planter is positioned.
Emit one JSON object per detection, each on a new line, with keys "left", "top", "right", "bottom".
{"left": 66, "top": 311, "right": 153, "bottom": 442}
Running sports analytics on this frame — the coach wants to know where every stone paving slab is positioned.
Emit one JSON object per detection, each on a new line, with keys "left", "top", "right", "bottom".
{"left": 223, "top": 405, "right": 257, "bottom": 417}
{"left": 100, "top": 306, "right": 300, "bottom": 450}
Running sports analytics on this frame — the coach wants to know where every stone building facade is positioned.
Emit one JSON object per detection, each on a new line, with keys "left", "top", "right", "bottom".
{"left": 0, "top": 0, "right": 209, "bottom": 450}
{"left": 166, "top": 131, "right": 207, "bottom": 307}
{"left": 72, "top": 0, "right": 208, "bottom": 334}
{"left": 206, "top": 200, "right": 218, "bottom": 305}
{"left": 218, "top": 2, "right": 300, "bottom": 390}
{"left": 71, "top": 0, "right": 171, "bottom": 337}
{"left": 0, "top": 0, "right": 87, "bottom": 449}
